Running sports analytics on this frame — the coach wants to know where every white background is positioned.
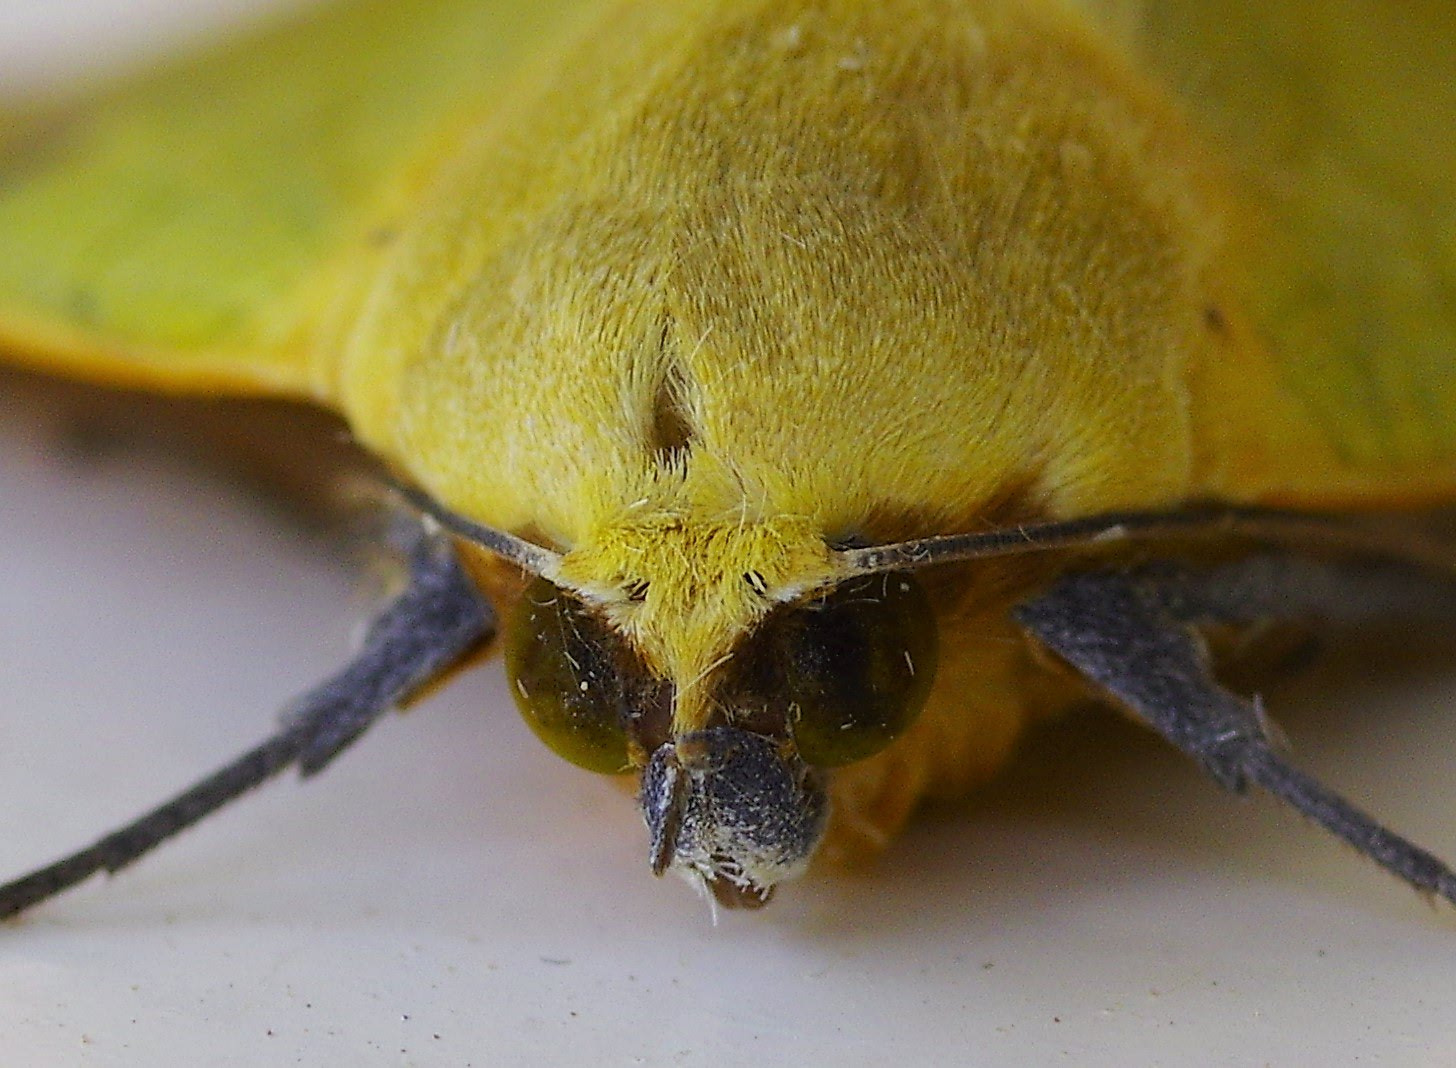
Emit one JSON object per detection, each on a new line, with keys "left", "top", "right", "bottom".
{"left": 3, "top": 2, "right": 1456, "bottom": 1064}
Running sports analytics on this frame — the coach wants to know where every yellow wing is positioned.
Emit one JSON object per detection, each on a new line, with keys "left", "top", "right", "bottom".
{"left": 0, "top": 0, "right": 583, "bottom": 400}
{"left": 1098, "top": 0, "right": 1456, "bottom": 491}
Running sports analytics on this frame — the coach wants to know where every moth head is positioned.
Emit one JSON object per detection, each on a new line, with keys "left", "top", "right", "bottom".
{"left": 399, "top": 477, "right": 1379, "bottom": 906}
{"left": 498, "top": 516, "right": 938, "bottom": 907}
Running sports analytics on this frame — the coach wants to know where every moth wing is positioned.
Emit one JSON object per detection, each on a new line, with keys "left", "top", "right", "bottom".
{"left": 1102, "top": 0, "right": 1456, "bottom": 492}
{"left": 0, "top": 0, "right": 579, "bottom": 401}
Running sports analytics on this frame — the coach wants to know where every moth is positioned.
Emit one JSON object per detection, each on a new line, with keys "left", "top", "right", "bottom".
{"left": 2, "top": 0, "right": 1455, "bottom": 915}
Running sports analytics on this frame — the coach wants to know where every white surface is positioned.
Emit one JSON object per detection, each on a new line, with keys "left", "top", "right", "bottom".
{"left": 4, "top": 4, "right": 1456, "bottom": 1065}
{"left": 0, "top": 0, "right": 311, "bottom": 94}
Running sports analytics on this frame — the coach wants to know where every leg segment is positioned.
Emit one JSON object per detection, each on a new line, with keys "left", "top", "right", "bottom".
{"left": 1014, "top": 559, "right": 1456, "bottom": 904}
{"left": 0, "top": 527, "right": 494, "bottom": 919}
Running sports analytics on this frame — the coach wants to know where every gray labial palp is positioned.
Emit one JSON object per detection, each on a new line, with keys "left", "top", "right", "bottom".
{"left": 640, "top": 727, "right": 828, "bottom": 909}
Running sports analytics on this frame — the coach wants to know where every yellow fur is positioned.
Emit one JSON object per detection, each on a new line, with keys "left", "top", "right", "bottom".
{"left": 3, "top": 0, "right": 1454, "bottom": 856}
{"left": 336, "top": 0, "right": 1227, "bottom": 849}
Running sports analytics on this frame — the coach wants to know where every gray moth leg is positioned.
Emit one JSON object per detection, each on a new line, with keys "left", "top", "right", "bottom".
{"left": 1013, "top": 557, "right": 1456, "bottom": 905}
{"left": 0, "top": 525, "right": 495, "bottom": 920}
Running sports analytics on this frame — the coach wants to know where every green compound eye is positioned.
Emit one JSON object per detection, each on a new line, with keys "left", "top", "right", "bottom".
{"left": 503, "top": 576, "right": 633, "bottom": 774}
{"left": 772, "top": 573, "right": 938, "bottom": 767}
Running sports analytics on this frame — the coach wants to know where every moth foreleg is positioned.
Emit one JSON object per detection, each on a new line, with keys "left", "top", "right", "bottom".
{"left": 0, "top": 524, "right": 494, "bottom": 920}
{"left": 1014, "top": 561, "right": 1456, "bottom": 905}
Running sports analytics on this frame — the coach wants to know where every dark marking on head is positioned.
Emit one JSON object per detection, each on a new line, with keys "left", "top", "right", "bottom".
{"left": 649, "top": 320, "right": 695, "bottom": 465}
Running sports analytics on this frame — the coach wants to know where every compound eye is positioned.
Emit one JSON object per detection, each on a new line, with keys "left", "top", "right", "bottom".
{"left": 502, "top": 576, "right": 632, "bottom": 774}
{"left": 778, "top": 573, "right": 938, "bottom": 767}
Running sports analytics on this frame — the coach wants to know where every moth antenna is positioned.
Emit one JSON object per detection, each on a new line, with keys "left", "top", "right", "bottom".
{"left": 0, "top": 528, "right": 494, "bottom": 920}
{"left": 836, "top": 504, "right": 1456, "bottom": 578}
{"left": 384, "top": 473, "right": 564, "bottom": 580}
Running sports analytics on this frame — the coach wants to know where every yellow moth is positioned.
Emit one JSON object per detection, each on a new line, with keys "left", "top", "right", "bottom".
{"left": 1, "top": 0, "right": 1454, "bottom": 915}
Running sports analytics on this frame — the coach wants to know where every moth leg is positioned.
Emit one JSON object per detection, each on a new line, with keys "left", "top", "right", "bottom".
{"left": 1014, "top": 561, "right": 1456, "bottom": 905}
{"left": 0, "top": 526, "right": 494, "bottom": 920}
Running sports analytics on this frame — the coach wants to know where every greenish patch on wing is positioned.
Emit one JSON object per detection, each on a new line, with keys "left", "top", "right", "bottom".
{"left": 1115, "top": 0, "right": 1456, "bottom": 469}
{"left": 0, "top": 0, "right": 583, "bottom": 390}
